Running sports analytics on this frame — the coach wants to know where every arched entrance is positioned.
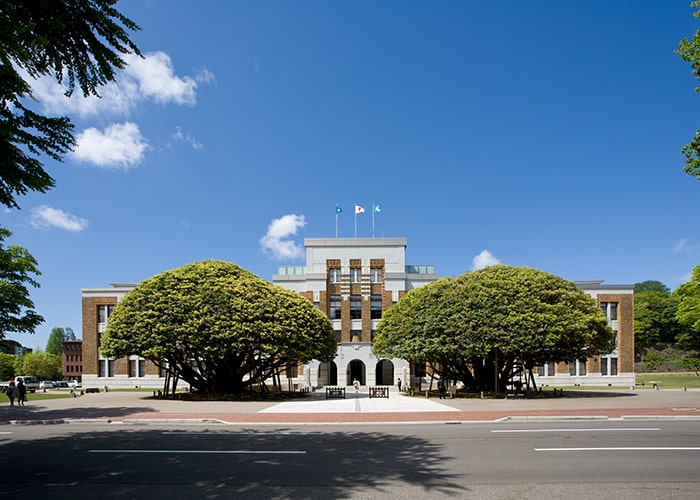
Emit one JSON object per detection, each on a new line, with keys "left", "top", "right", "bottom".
{"left": 318, "top": 361, "right": 338, "bottom": 386}
{"left": 375, "top": 359, "right": 394, "bottom": 385}
{"left": 347, "top": 359, "right": 366, "bottom": 386}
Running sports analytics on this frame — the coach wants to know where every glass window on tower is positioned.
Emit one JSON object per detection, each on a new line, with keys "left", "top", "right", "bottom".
{"left": 350, "top": 295, "right": 362, "bottom": 319}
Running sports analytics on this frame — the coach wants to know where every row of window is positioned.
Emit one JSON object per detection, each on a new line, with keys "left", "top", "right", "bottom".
{"left": 537, "top": 357, "right": 619, "bottom": 376}
{"left": 65, "top": 354, "right": 82, "bottom": 362}
{"left": 329, "top": 294, "right": 382, "bottom": 320}
{"left": 329, "top": 268, "right": 382, "bottom": 284}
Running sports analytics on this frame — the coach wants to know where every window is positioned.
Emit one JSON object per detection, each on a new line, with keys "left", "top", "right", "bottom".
{"left": 139, "top": 360, "right": 146, "bottom": 377}
{"left": 329, "top": 268, "right": 341, "bottom": 283}
{"left": 350, "top": 295, "right": 362, "bottom": 319}
{"left": 370, "top": 294, "right": 382, "bottom": 319}
{"left": 569, "top": 359, "right": 586, "bottom": 376}
{"left": 350, "top": 268, "right": 361, "bottom": 283}
{"left": 350, "top": 330, "right": 362, "bottom": 342}
{"left": 329, "top": 294, "right": 341, "bottom": 319}
{"left": 98, "top": 304, "right": 114, "bottom": 324}
{"left": 335, "top": 330, "right": 341, "bottom": 343}
{"left": 600, "top": 302, "right": 618, "bottom": 321}
{"left": 286, "top": 361, "right": 298, "bottom": 378}
{"left": 601, "top": 357, "right": 618, "bottom": 376}
{"left": 370, "top": 267, "right": 382, "bottom": 283}
{"left": 129, "top": 359, "right": 137, "bottom": 377}
{"left": 537, "top": 361, "right": 555, "bottom": 376}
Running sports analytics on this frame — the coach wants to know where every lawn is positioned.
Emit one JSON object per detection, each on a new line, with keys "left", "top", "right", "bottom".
{"left": 635, "top": 371, "right": 700, "bottom": 389}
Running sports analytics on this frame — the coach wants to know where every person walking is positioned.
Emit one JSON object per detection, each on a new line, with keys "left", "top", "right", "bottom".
{"left": 17, "top": 379, "right": 27, "bottom": 406}
{"left": 396, "top": 378, "right": 402, "bottom": 393}
{"left": 5, "top": 382, "right": 19, "bottom": 407}
{"left": 437, "top": 378, "right": 446, "bottom": 399}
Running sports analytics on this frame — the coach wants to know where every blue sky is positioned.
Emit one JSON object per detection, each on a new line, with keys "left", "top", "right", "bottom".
{"left": 4, "top": 0, "right": 700, "bottom": 350}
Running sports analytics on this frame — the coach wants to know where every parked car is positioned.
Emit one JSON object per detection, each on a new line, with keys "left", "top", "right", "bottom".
{"left": 39, "top": 381, "right": 53, "bottom": 389}
{"left": 52, "top": 381, "right": 68, "bottom": 388}
{"left": 67, "top": 380, "right": 81, "bottom": 389}
{"left": 14, "top": 376, "right": 40, "bottom": 393}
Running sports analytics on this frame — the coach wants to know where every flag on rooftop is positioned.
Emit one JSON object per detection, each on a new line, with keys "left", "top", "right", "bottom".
{"left": 336, "top": 205, "right": 342, "bottom": 214}
{"left": 355, "top": 205, "right": 365, "bottom": 214}
{"left": 373, "top": 204, "right": 382, "bottom": 214}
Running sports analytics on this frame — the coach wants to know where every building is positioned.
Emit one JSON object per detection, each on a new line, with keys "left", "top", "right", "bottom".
{"left": 81, "top": 283, "right": 163, "bottom": 389}
{"left": 272, "top": 238, "right": 439, "bottom": 389}
{"left": 62, "top": 340, "right": 83, "bottom": 381}
{"left": 79, "top": 238, "right": 634, "bottom": 389}
{"left": 532, "top": 281, "right": 635, "bottom": 387}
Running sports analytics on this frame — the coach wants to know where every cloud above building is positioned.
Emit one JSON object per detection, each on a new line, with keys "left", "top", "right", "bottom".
{"left": 30, "top": 205, "right": 88, "bottom": 232}
{"left": 260, "top": 214, "right": 306, "bottom": 260}
{"left": 28, "top": 51, "right": 213, "bottom": 169}
{"left": 471, "top": 249, "right": 501, "bottom": 270}
{"left": 71, "top": 122, "right": 147, "bottom": 169}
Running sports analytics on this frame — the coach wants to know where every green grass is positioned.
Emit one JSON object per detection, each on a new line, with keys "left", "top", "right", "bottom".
{"left": 21, "top": 392, "right": 72, "bottom": 401}
{"left": 635, "top": 371, "right": 700, "bottom": 389}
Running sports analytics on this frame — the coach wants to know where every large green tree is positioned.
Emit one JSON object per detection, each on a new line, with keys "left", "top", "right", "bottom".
{"left": 634, "top": 286, "right": 687, "bottom": 355}
{"left": 0, "top": 228, "right": 43, "bottom": 339}
{"left": 101, "top": 260, "right": 337, "bottom": 395}
{"left": 20, "top": 347, "right": 62, "bottom": 379}
{"left": 677, "top": 0, "right": 700, "bottom": 180}
{"left": 45, "top": 326, "right": 76, "bottom": 355}
{"left": 674, "top": 265, "right": 700, "bottom": 351}
{"left": 0, "top": 352, "right": 18, "bottom": 380}
{"left": 0, "top": 0, "right": 141, "bottom": 209}
{"left": 373, "top": 265, "right": 613, "bottom": 392}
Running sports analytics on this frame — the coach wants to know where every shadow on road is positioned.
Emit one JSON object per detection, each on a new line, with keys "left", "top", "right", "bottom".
{"left": 0, "top": 427, "right": 467, "bottom": 498}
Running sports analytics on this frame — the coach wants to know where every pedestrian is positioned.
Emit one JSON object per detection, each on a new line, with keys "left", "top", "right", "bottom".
{"left": 5, "top": 382, "right": 19, "bottom": 407}
{"left": 396, "top": 378, "right": 402, "bottom": 393}
{"left": 437, "top": 378, "right": 446, "bottom": 399}
{"left": 16, "top": 379, "right": 27, "bottom": 406}
{"left": 353, "top": 379, "right": 360, "bottom": 393}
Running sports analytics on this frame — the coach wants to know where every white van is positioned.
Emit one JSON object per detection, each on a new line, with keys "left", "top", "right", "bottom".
{"left": 14, "top": 376, "right": 40, "bottom": 393}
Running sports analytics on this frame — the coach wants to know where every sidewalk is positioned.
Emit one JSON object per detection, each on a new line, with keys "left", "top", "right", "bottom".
{"left": 2, "top": 388, "right": 699, "bottom": 425}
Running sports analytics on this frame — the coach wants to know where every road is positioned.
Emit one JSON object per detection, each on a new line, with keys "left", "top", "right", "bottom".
{"left": 1, "top": 420, "right": 699, "bottom": 499}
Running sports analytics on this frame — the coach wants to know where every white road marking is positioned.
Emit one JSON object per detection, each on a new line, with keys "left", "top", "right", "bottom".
{"left": 493, "top": 427, "right": 660, "bottom": 433}
{"left": 535, "top": 447, "right": 700, "bottom": 452}
{"left": 89, "top": 449, "right": 306, "bottom": 454}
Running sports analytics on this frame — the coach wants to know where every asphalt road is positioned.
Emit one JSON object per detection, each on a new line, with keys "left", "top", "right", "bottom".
{"left": 1, "top": 420, "right": 699, "bottom": 499}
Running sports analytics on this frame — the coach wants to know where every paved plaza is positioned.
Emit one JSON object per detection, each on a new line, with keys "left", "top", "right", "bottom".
{"left": 1, "top": 387, "right": 699, "bottom": 425}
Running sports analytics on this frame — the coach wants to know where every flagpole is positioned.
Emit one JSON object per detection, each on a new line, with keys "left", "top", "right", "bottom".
{"left": 336, "top": 212, "right": 338, "bottom": 238}
{"left": 354, "top": 210, "right": 357, "bottom": 238}
{"left": 372, "top": 204, "right": 375, "bottom": 238}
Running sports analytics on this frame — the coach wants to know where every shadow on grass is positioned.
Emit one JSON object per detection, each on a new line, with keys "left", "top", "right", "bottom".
{"left": 0, "top": 426, "right": 467, "bottom": 498}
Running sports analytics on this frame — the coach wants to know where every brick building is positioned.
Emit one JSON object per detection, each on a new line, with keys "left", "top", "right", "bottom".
{"left": 79, "top": 238, "right": 634, "bottom": 389}
{"left": 62, "top": 340, "right": 83, "bottom": 380}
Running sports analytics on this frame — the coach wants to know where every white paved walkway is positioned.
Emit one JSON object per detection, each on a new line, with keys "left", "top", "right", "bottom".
{"left": 259, "top": 392, "right": 459, "bottom": 413}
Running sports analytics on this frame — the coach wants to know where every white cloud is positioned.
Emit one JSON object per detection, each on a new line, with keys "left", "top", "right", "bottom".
{"left": 31, "top": 51, "right": 212, "bottom": 118}
{"left": 71, "top": 122, "right": 147, "bottom": 169}
{"left": 173, "top": 126, "right": 203, "bottom": 149}
{"left": 123, "top": 51, "right": 198, "bottom": 106}
{"left": 30, "top": 205, "right": 88, "bottom": 232}
{"left": 260, "top": 214, "right": 307, "bottom": 259}
{"left": 471, "top": 249, "right": 501, "bottom": 270}
{"left": 674, "top": 238, "right": 700, "bottom": 253}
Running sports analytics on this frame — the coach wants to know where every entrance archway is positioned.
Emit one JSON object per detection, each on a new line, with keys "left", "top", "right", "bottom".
{"left": 348, "top": 360, "right": 366, "bottom": 386}
{"left": 318, "top": 361, "right": 338, "bottom": 386}
{"left": 375, "top": 359, "right": 394, "bottom": 385}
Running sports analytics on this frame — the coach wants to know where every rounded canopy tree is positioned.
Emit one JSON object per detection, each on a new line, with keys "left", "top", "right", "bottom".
{"left": 372, "top": 265, "right": 613, "bottom": 392}
{"left": 101, "top": 260, "right": 336, "bottom": 394}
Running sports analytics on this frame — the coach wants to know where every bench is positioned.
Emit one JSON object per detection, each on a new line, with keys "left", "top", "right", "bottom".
{"left": 85, "top": 387, "right": 99, "bottom": 394}
{"left": 325, "top": 386, "right": 345, "bottom": 399}
{"left": 369, "top": 386, "right": 390, "bottom": 399}
{"left": 505, "top": 390, "right": 525, "bottom": 400}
